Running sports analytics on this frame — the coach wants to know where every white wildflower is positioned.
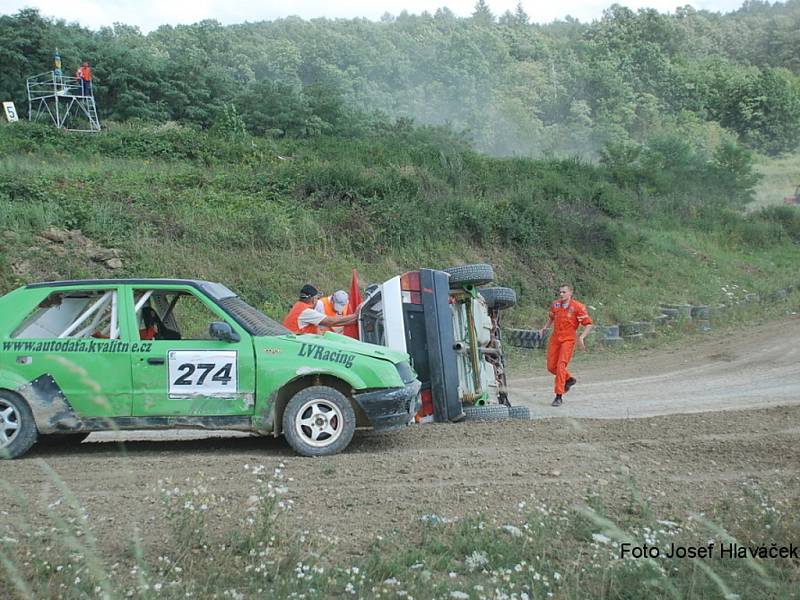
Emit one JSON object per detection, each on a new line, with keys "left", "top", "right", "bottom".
{"left": 501, "top": 525, "right": 523, "bottom": 538}
{"left": 592, "top": 533, "right": 611, "bottom": 544}
{"left": 466, "top": 551, "right": 489, "bottom": 572}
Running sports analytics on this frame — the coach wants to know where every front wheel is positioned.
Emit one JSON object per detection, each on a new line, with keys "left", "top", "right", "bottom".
{"left": 0, "top": 391, "right": 38, "bottom": 459}
{"left": 283, "top": 386, "right": 356, "bottom": 457}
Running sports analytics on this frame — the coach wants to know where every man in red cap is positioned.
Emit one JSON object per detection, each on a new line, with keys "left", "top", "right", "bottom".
{"left": 283, "top": 284, "right": 359, "bottom": 334}
{"left": 539, "top": 284, "right": 593, "bottom": 407}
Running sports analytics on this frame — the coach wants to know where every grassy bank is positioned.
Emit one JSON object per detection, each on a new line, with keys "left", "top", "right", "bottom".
{"left": 1, "top": 121, "right": 798, "bottom": 331}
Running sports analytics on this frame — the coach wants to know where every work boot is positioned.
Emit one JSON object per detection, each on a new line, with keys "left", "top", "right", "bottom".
{"left": 565, "top": 377, "right": 577, "bottom": 393}
{"left": 551, "top": 395, "right": 563, "bottom": 407}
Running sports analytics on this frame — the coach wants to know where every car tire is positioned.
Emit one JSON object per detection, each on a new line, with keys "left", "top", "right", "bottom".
{"left": 282, "top": 386, "right": 356, "bottom": 457}
{"left": 444, "top": 264, "right": 494, "bottom": 288}
{"left": 0, "top": 391, "right": 38, "bottom": 460}
{"left": 463, "top": 404, "right": 509, "bottom": 422}
{"left": 38, "top": 432, "right": 91, "bottom": 446}
{"left": 505, "top": 328, "right": 543, "bottom": 349}
{"left": 508, "top": 405, "right": 531, "bottom": 420}
{"left": 479, "top": 287, "right": 517, "bottom": 310}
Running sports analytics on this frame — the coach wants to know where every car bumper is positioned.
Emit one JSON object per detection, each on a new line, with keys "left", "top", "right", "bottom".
{"left": 354, "top": 379, "right": 421, "bottom": 430}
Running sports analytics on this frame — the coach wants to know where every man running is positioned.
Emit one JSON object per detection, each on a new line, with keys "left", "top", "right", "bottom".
{"left": 539, "top": 284, "right": 593, "bottom": 407}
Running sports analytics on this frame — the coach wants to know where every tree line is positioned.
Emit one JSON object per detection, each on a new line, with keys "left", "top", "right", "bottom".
{"left": 1, "top": 1, "right": 799, "bottom": 156}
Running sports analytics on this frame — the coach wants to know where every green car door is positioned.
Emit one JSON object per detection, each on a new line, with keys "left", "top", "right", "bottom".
{"left": 126, "top": 285, "right": 256, "bottom": 416}
{"left": 2, "top": 284, "right": 133, "bottom": 418}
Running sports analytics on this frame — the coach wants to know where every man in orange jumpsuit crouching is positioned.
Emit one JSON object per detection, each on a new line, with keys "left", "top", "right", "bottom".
{"left": 539, "top": 284, "right": 593, "bottom": 407}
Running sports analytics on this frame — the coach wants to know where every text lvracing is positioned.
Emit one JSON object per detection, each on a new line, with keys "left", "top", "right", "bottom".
{"left": 296, "top": 343, "right": 355, "bottom": 368}
{"left": 3, "top": 339, "right": 153, "bottom": 353}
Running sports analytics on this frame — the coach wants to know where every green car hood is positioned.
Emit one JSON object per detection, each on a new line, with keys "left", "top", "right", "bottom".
{"left": 281, "top": 332, "right": 409, "bottom": 364}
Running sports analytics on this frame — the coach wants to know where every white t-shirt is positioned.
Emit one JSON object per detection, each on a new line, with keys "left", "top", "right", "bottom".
{"left": 297, "top": 308, "right": 327, "bottom": 330}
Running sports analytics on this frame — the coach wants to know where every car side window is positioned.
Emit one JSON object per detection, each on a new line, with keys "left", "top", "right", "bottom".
{"left": 133, "top": 289, "right": 230, "bottom": 341}
{"left": 12, "top": 289, "right": 122, "bottom": 339}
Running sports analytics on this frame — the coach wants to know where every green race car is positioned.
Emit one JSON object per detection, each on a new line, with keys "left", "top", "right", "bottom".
{"left": 0, "top": 279, "right": 420, "bottom": 459}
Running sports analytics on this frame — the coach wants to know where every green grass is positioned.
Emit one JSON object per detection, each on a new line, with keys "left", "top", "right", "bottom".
{"left": 750, "top": 153, "right": 800, "bottom": 212}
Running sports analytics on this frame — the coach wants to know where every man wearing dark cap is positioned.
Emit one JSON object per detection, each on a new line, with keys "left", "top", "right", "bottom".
{"left": 282, "top": 284, "right": 360, "bottom": 334}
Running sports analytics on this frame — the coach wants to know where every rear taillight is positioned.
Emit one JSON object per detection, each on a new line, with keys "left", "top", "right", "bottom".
{"left": 400, "top": 271, "right": 422, "bottom": 304}
{"left": 415, "top": 388, "right": 434, "bottom": 422}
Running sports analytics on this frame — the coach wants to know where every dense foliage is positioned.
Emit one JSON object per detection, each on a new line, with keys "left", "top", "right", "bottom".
{"left": 1, "top": 2, "right": 800, "bottom": 156}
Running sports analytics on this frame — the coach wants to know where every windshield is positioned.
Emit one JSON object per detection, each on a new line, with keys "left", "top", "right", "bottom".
{"left": 198, "top": 281, "right": 238, "bottom": 301}
{"left": 217, "top": 296, "right": 291, "bottom": 336}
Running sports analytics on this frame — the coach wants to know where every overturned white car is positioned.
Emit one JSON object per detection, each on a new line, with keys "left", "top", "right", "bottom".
{"left": 359, "top": 264, "right": 526, "bottom": 422}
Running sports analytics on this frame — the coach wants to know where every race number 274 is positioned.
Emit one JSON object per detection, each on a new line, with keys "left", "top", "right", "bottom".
{"left": 167, "top": 350, "right": 238, "bottom": 397}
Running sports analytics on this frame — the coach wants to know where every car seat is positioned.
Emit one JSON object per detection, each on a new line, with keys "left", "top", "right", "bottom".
{"left": 141, "top": 306, "right": 181, "bottom": 341}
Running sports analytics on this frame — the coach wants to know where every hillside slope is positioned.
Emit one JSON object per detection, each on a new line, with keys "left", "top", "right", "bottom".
{"left": 1, "top": 122, "right": 798, "bottom": 329}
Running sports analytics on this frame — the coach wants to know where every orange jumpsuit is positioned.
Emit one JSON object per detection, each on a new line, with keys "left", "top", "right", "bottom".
{"left": 546, "top": 299, "right": 592, "bottom": 395}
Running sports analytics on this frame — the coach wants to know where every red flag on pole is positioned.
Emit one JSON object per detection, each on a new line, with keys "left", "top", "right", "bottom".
{"left": 342, "top": 268, "right": 361, "bottom": 340}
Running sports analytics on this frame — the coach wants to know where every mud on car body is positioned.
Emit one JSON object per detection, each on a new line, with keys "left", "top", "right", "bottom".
{"left": 0, "top": 279, "right": 420, "bottom": 459}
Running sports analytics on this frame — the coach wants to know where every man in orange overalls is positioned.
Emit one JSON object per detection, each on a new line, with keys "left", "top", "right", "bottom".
{"left": 539, "top": 284, "right": 593, "bottom": 407}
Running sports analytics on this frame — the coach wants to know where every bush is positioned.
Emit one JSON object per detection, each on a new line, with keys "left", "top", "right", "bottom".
{"left": 756, "top": 205, "right": 800, "bottom": 242}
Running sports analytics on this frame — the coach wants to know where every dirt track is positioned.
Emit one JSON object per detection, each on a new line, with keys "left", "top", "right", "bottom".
{"left": 2, "top": 316, "right": 799, "bottom": 555}
{"left": 510, "top": 313, "right": 800, "bottom": 418}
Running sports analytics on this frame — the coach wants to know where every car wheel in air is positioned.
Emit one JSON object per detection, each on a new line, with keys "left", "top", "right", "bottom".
{"left": 444, "top": 264, "right": 494, "bottom": 288}
{"left": 282, "top": 386, "right": 356, "bottom": 457}
{"left": 0, "top": 391, "right": 38, "bottom": 460}
{"left": 479, "top": 287, "right": 517, "bottom": 310}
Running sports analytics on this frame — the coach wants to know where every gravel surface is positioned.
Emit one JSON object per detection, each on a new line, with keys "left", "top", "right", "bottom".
{"left": 509, "top": 313, "right": 800, "bottom": 418}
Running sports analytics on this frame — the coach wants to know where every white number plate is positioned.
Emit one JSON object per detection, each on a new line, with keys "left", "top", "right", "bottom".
{"left": 168, "top": 350, "right": 238, "bottom": 398}
{"left": 3, "top": 102, "right": 18, "bottom": 122}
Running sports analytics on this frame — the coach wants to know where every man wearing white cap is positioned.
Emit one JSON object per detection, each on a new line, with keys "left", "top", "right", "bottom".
{"left": 316, "top": 290, "right": 350, "bottom": 334}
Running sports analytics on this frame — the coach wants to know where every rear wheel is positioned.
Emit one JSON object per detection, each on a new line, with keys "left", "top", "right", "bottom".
{"left": 444, "top": 264, "right": 494, "bottom": 288}
{"left": 508, "top": 405, "right": 531, "bottom": 420}
{"left": 283, "top": 386, "right": 356, "bottom": 456}
{"left": 0, "top": 391, "right": 38, "bottom": 460}
{"left": 463, "top": 404, "right": 509, "bottom": 422}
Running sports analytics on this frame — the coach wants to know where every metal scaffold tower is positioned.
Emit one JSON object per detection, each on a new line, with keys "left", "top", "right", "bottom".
{"left": 26, "top": 53, "right": 101, "bottom": 132}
